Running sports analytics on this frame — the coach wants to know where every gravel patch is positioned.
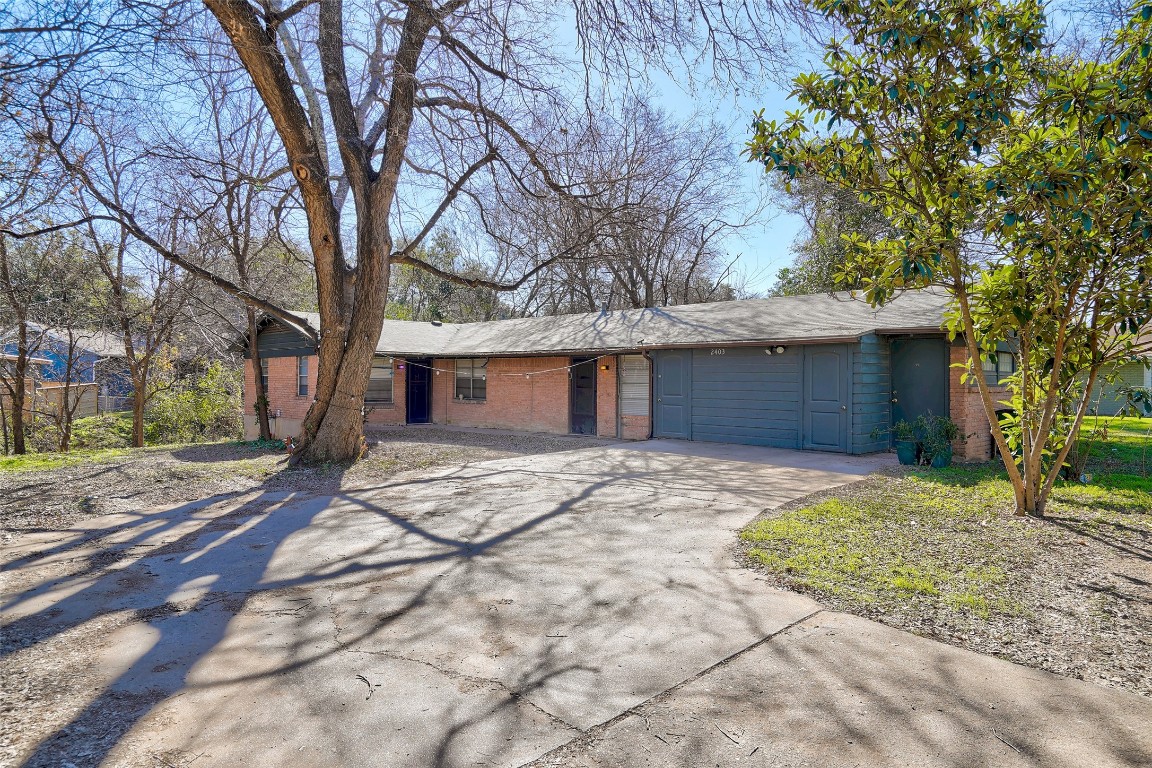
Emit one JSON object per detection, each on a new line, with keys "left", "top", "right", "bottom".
{"left": 0, "top": 427, "right": 612, "bottom": 543}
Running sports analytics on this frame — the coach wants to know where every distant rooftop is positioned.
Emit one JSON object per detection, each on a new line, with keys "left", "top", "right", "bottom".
{"left": 281, "top": 290, "right": 952, "bottom": 357}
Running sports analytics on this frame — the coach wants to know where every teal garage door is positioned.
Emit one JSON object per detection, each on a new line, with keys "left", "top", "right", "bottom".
{"left": 653, "top": 346, "right": 850, "bottom": 451}
{"left": 691, "top": 346, "right": 803, "bottom": 448}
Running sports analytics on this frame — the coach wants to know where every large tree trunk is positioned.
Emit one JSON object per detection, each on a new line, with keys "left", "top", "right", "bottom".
{"left": 207, "top": 0, "right": 430, "bottom": 464}
{"left": 295, "top": 243, "right": 391, "bottom": 464}
{"left": 246, "top": 309, "right": 272, "bottom": 442}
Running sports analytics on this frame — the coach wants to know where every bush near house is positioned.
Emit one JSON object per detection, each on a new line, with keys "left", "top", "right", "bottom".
{"left": 7, "top": 362, "right": 244, "bottom": 454}
{"left": 144, "top": 362, "right": 243, "bottom": 444}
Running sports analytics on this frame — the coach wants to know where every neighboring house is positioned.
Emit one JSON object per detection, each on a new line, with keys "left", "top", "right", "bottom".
{"left": 0, "top": 352, "right": 96, "bottom": 427}
{"left": 0, "top": 327, "right": 133, "bottom": 415}
{"left": 1092, "top": 353, "right": 1152, "bottom": 415}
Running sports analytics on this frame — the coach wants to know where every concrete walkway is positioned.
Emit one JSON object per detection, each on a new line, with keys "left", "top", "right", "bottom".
{"left": 2, "top": 441, "right": 1150, "bottom": 767}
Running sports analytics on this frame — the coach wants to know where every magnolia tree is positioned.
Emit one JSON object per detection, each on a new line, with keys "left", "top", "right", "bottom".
{"left": 749, "top": 0, "right": 1152, "bottom": 516}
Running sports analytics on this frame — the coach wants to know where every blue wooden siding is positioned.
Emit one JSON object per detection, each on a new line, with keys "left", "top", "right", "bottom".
{"left": 1, "top": 340, "right": 98, "bottom": 384}
{"left": 851, "top": 333, "right": 891, "bottom": 454}
{"left": 253, "top": 325, "right": 317, "bottom": 359}
{"left": 689, "top": 346, "right": 802, "bottom": 448}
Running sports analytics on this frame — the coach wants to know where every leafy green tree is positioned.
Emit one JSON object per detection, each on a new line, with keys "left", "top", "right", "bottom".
{"left": 770, "top": 175, "right": 890, "bottom": 296}
{"left": 749, "top": 0, "right": 1152, "bottom": 516}
{"left": 386, "top": 232, "right": 505, "bottom": 322}
{"left": 145, "top": 360, "right": 242, "bottom": 444}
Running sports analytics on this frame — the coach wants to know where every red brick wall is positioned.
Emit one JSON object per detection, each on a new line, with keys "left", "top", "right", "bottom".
{"left": 949, "top": 345, "right": 1008, "bottom": 462}
{"left": 248, "top": 352, "right": 650, "bottom": 439}
{"left": 244, "top": 354, "right": 409, "bottom": 431}
{"left": 620, "top": 414, "right": 650, "bottom": 440}
{"left": 430, "top": 357, "right": 571, "bottom": 434}
{"left": 242, "top": 354, "right": 317, "bottom": 421}
{"left": 597, "top": 358, "right": 618, "bottom": 437}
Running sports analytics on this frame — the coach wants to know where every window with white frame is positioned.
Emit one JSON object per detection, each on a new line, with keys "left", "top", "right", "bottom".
{"left": 260, "top": 358, "right": 269, "bottom": 392}
{"left": 297, "top": 356, "right": 309, "bottom": 396}
{"left": 619, "top": 355, "right": 649, "bottom": 416}
{"left": 366, "top": 356, "right": 394, "bottom": 403}
{"left": 982, "top": 350, "right": 1016, "bottom": 386}
{"left": 455, "top": 358, "right": 488, "bottom": 401}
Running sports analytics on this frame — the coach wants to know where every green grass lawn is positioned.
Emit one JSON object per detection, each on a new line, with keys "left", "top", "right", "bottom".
{"left": 0, "top": 439, "right": 281, "bottom": 474}
{"left": 741, "top": 420, "right": 1152, "bottom": 622}
{"left": 1077, "top": 415, "right": 1152, "bottom": 475}
{"left": 0, "top": 447, "right": 136, "bottom": 472}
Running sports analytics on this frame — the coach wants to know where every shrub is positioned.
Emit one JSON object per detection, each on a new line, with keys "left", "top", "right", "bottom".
{"left": 145, "top": 361, "right": 242, "bottom": 445}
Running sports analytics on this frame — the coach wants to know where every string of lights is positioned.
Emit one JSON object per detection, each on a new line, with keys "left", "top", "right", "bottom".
{"left": 402, "top": 353, "right": 619, "bottom": 377}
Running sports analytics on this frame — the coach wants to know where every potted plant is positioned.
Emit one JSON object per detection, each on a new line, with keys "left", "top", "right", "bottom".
{"left": 892, "top": 419, "right": 919, "bottom": 465}
{"left": 921, "top": 414, "right": 960, "bottom": 468}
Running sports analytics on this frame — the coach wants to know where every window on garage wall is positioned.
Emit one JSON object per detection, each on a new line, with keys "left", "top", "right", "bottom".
{"left": 366, "top": 356, "right": 394, "bottom": 403}
{"left": 619, "top": 355, "right": 649, "bottom": 415}
{"left": 455, "top": 358, "right": 488, "bottom": 401}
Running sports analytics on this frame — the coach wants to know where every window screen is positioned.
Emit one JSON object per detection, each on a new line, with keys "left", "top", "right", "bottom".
{"left": 366, "top": 356, "right": 394, "bottom": 403}
{"left": 297, "top": 356, "right": 309, "bottom": 397}
{"left": 455, "top": 358, "right": 488, "bottom": 401}
{"left": 619, "top": 355, "right": 649, "bottom": 416}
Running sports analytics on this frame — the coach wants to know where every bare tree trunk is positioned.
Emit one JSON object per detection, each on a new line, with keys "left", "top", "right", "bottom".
{"left": 131, "top": 374, "right": 146, "bottom": 448}
{"left": 246, "top": 308, "right": 272, "bottom": 441}
{"left": 0, "top": 397, "right": 8, "bottom": 455}
{"left": 7, "top": 336, "right": 29, "bottom": 456}
{"left": 7, "top": 384, "right": 25, "bottom": 455}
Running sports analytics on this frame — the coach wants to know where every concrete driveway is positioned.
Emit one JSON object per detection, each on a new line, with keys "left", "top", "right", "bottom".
{"left": 3, "top": 441, "right": 1150, "bottom": 767}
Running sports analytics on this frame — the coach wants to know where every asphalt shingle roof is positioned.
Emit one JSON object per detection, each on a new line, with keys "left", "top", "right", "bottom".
{"left": 287, "top": 289, "right": 951, "bottom": 357}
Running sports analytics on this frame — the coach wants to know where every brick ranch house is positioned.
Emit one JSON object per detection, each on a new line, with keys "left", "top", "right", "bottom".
{"left": 244, "top": 290, "right": 1144, "bottom": 461}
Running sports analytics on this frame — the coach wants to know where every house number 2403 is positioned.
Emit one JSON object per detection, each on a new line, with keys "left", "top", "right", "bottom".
{"left": 710, "top": 348, "right": 725, "bottom": 356}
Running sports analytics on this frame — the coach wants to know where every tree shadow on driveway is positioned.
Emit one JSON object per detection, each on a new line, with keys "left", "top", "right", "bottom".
{"left": 3, "top": 444, "right": 854, "bottom": 767}
{"left": 1, "top": 460, "right": 655, "bottom": 767}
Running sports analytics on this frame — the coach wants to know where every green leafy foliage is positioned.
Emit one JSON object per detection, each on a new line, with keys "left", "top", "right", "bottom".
{"left": 747, "top": 0, "right": 1152, "bottom": 514}
{"left": 770, "top": 175, "right": 891, "bottom": 296}
{"left": 144, "top": 362, "right": 242, "bottom": 445}
{"left": 386, "top": 232, "right": 506, "bottom": 322}
{"left": 69, "top": 413, "right": 134, "bottom": 449}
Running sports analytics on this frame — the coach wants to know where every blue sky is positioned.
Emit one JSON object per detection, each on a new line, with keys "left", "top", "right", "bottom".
{"left": 650, "top": 76, "right": 804, "bottom": 294}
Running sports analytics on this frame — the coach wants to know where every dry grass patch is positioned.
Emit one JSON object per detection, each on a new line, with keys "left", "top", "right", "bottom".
{"left": 741, "top": 466, "right": 1151, "bottom": 697}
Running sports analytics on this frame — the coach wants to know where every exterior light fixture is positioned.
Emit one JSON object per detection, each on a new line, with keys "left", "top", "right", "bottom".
{"left": 775, "top": 346, "right": 786, "bottom": 354}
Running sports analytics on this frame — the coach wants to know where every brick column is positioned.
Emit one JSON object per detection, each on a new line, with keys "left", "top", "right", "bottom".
{"left": 596, "top": 357, "right": 618, "bottom": 437}
{"left": 949, "top": 345, "right": 1008, "bottom": 462}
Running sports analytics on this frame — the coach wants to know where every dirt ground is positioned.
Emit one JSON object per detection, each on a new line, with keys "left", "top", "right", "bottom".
{"left": 0, "top": 427, "right": 612, "bottom": 537}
